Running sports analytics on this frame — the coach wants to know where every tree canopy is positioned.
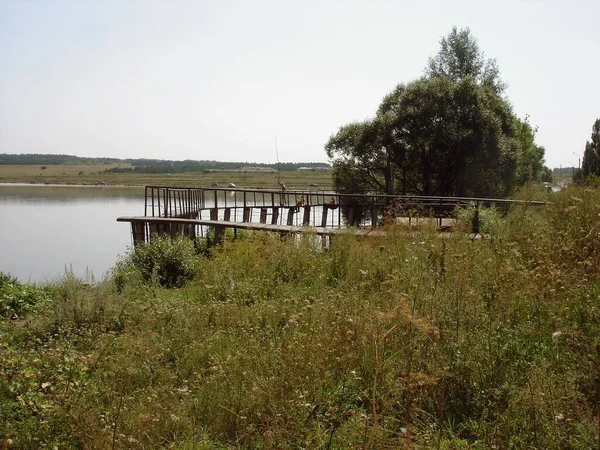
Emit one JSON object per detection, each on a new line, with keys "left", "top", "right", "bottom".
{"left": 326, "top": 27, "right": 550, "bottom": 198}
{"left": 581, "top": 119, "right": 600, "bottom": 180}
{"left": 426, "top": 26, "right": 505, "bottom": 93}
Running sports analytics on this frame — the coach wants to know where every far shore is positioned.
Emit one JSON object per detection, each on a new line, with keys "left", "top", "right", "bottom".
{"left": 0, "top": 164, "right": 333, "bottom": 190}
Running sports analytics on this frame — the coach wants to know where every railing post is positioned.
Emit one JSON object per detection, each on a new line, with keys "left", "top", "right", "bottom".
{"left": 321, "top": 206, "right": 328, "bottom": 227}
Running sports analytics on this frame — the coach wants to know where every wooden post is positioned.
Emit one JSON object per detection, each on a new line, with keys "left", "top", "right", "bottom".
{"left": 210, "top": 208, "right": 218, "bottom": 221}
{"left": 272, "top": 207, "right": 279, "bottom": 225}
{"left": 132, "top": 222, "right": 146, "bottom": 246}
{"left": 169, "top": 222, "right": 178, "bottom": 237}
{"left": 243, "top": 207, "right": 252, "bottom": 222}
{"left": 321, "top": 206, "right": 328, "bottom": 227}
{"left": 213, "top": 225, "right": 225, "bottom": 245}
{"left": 224, "top": 208, "right": 231, "bottom": 222}
{"left": 287, "top": 208, "right": 295, "bottom": 226}
{"left": 157, "top": 188, "right": 161, "bottom": 217}
{"left": 302, "top": 205, "right": 310, "bottom": 225}
{"left": 260, "top": 208, "right": 268, "bottom": 224}
{"left": 348, "top": 207, "right": 355, "bottom": 226}
{"left": 164, "top": 188, "right": 169, "bottom": 217}
{"left": 472, "top": 202, "right": 480, "bottom": 235}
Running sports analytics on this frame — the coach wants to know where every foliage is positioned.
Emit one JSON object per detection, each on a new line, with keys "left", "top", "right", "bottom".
{"left": 581, "top": 118, "right": 600, "bottom": 180}
{"left": 455, "top": 203, "right": 503, "bottom": 234}
{"left": 115, "top": 235, "right": 199, "bottom": 288}
{"left": 514, "top": 116, "right": 550, "bottom": 184}
{"left": 326, "top": 120, "right": 389, "bottom": 194}
{"left": 327, "top": 27, "right": 550, "bottom": 199}
{"left": 1, "top": 186, "right": 600, "bottom": 448}
{"left": 426, "top": 26, "right": 505, "bottom": 93}
{"left": 0, "top": 272, "right": 48, "bottom": 317}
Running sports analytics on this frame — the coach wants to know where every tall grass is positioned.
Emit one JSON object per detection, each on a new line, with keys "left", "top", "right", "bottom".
{"left": 1, "top": 186, "right": 599, "bottom": 449}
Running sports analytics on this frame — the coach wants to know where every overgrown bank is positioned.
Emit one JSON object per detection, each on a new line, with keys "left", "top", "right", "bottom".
{"left": 1, "top": 187, "right": 599, "bottom": 449}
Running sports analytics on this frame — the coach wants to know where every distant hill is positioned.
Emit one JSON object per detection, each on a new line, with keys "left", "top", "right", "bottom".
{"left": 0, "top": 154, "right": 330, "bottom": 172}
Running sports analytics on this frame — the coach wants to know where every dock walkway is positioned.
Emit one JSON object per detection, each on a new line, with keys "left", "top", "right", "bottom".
{"left": 117, "top": 186, "right": 546, "bottom": 246}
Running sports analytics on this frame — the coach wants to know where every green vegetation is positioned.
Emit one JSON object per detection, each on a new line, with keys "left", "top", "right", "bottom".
{"left": 327, "top": 27, "right": 551, "bottom": 198}
{"left": 114, "top": 235, "right": 200, "bottom": 289}
{"left": 581, "top": 118, "right": 600, "bottom": 182}
{"left": 0, "top": 273, "right": 48, "bottom": 317}
{"left": 1, "top": 185, "right": 599, "bottom": 448}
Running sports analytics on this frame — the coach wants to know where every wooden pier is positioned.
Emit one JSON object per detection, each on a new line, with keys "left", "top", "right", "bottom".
{"left": 117, "top": 186, "right": 546, "bottom": 246}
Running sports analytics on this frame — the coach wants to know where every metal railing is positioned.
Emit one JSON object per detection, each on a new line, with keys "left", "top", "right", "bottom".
{"left": 142, "top": 185, "right": 546, "bottom": 230}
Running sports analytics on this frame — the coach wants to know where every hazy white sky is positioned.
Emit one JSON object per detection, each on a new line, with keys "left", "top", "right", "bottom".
{"left": 0, "top": 0, "right": 598, "bottom": 167}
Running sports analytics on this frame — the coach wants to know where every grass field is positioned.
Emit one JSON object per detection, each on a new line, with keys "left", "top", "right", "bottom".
{"left": 1, "top": 185, "right": 599, "bottom": 448}
{"left": 0, "top": 165, "right": 333, "bottom": 190}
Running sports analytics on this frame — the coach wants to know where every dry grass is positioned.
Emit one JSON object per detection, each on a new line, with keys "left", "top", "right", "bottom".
{"left": 1, "top": 186, "right": 599, "bottom": 449}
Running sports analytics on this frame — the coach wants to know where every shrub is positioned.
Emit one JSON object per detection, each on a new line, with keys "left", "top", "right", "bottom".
{"left": 0, "top": 272, "right": 48, "bottom": 317}
{"left": 116, "top": 235, "right": 199, "bottom": 288}
{"left": 456, "top": 203, "right": 503, "bottom": 234}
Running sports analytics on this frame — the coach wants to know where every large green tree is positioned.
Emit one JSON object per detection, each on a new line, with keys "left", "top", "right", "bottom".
{"left": 326, "top": 27, "right": 548, "bottom": 198}
{"left": 581, "top": 119, "right": 600, "bottom": 179}
{"left": 425, "top": 26, "right": 505, "bottom": 94}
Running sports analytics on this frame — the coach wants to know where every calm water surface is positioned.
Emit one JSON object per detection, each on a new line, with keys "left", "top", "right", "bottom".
{"left": 0, "top": 184, "right": 144, "bottom": 283}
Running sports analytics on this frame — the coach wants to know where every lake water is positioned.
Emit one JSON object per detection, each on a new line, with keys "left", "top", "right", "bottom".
{"left": 0, "top": 184, "right": 144, "bottom": 283}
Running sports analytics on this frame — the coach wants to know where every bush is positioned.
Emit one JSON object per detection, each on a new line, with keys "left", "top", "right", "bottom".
{"left": 0, "top": 272, "right": 48, "bottom": 317}
{"left": 116, "top": 235, "right": 199, "bottom": 288}
{"left": 456, "top": 203, "right": 503, "bottom": 234}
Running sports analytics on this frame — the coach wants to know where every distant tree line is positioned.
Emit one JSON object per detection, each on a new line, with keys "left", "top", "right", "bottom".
{"left": 326, "top": 27, "right": 552, "bottom": 198}
{"left": 103, "top": 161, "right": 329, "bottom": 173}
{"left": 0, "top": 154, "right": 330, "bottom": 172}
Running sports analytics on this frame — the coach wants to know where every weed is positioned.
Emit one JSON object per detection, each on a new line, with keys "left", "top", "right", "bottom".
{"left": 1, "top": 186, "right": 599, "bottom": 448}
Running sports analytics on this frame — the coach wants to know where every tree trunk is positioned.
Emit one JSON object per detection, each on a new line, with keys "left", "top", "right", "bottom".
{"left": 385, "top": 154, "right": 394, "bottom": 195}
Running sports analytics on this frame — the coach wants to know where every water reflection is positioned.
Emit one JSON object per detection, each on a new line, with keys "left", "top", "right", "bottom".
{"left": 0, "top": 184, "right": 144, "bottom": 283}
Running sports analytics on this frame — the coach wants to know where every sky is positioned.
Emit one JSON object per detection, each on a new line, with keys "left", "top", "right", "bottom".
{"left": 0, "top": 0, "right": 598, "bottom": 168}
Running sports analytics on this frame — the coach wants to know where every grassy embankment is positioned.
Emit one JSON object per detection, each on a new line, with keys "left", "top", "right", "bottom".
{"left": 1, "top": 186, "right": 599, "bottom": 448}
{"left": 0, "top": 165, "right": 333, "bottom": 190}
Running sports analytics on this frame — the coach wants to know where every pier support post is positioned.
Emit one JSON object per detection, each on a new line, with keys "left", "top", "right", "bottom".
{"left": 302, "top": 205, "right": 310, "bottom": 226}
{"left": 260, "top": 208, "right": 268, "bottom": 224}
{"left": 272, "top": 207, "right": 279, "bottom": 224}
{"left": 372, "top": 209, "right": 379, "bottom": 228}
{"left": 132, "top": 222, "right": 146, "bottom": 246}
{"left": 213, "top": 225, "right": 225, "bottom": 246}
{"left": 472, "top": 203, "right": 480, "bottom": 235}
